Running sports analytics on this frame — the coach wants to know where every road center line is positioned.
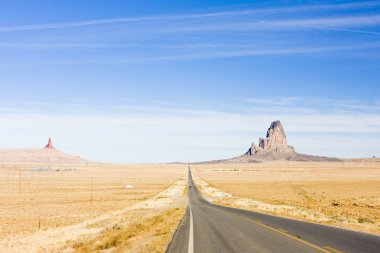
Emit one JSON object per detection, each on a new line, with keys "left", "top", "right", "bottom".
{"left": 188, "top": 202, "right": 194, "bottom": 253}
{"left": 208, "top": 204, "right": 331, "bottom": 253}
{"left": 324, "top": 246, "right": 344, "bottom": 253}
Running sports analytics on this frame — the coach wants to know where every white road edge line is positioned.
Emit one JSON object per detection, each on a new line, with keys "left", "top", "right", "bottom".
{"left": 188, "top": 202, "right": 194, "bottom": 253}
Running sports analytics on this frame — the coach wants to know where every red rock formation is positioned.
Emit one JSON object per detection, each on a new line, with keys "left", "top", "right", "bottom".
{"left": 44, "top": 138, "right": 55, "bottom": 149}
{"left": 245, "top": 120, "right": 294, "bottom": 157}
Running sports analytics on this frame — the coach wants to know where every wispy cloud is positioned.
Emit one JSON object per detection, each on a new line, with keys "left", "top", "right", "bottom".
{"left": 245, "top": 97, "right": 301, "bottom": 106}
{"left": 0, "top": 43, "right": 266, "bottom": 50}
{"left": 261, "top": 15, "right": 380, "bottom": 28}
{"left": 3, "top": 41, "right": 380, "bottom": 66}
{"left": 1, "top": 1, "right": 379, "bottom": 67}
{"left": 2, "top": 96, "right": 379, "bottom": 117}
{"left": 0, "top": 1, "right": 379, "bottom": 33}
{"left": 245, "top": 97, "right": 380, "bottom": 115}
{"left": 174, "top": 15, "right": 380, "bottom": 33}
{"left": 301, "top": 25, "right": 380, "bottom": 36}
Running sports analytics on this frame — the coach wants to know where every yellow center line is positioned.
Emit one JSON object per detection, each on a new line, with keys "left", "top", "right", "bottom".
{"left": 324, "top": 246, "right": 344, "bottom": 253}
{"left": 209, "top": 204, "right": 332, "bottom": 253}
{"left": 277, "top": 228, "right": 288, "bottom": 233}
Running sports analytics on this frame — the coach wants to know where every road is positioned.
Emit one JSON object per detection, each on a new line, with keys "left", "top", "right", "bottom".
{"left": 167, "top": 167, "right": 380, "bottom": 253}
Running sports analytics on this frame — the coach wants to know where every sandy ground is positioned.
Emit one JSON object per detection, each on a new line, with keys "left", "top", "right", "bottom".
{"left": 193, "top": 160, "right": 380, "bottom": 235}
{"left": 0, "top": 163, "right": 187, "bottom": 252}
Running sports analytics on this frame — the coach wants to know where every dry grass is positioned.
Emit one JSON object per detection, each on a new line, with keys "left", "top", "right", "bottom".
{"left": 0, "top": 163, "right": 185, "bottom": 239}
{"left": 70, "top": 207, "right": 185, "bottom": 253}
{"left": 193, "top": 160, "right": 380, "bottom": 235}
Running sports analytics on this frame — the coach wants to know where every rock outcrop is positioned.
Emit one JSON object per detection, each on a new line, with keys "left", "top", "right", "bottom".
{"left": 195, "top": 120, "right": 342, "bottom": 164}
{"left": 44, "top": 138, "right": 55, "bottom": 149}
{"left": 261, "top": 120, "right": 287, "bottom": 149}
{"left": 245, "top": 120, "right": 295, "bottom": 158}
{"left": 239, "top": 120, "right": 340, "bottom": 162}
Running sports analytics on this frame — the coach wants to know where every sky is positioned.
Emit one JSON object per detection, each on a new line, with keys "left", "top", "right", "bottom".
{"left": 0, "top": 0, "right": 379, "bottom": 163}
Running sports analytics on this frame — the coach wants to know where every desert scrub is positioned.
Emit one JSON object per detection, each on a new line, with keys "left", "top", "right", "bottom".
{"left": 70, "top": 207, "right": 185, "bottom": 253}
{"left": 358, "top": 217, "right": 375, "bottom": 224}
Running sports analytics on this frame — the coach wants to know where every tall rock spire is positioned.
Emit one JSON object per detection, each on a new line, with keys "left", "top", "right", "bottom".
{"left": 245, "top": 120, "right": 294, "bottom": 158}
{"left": 44, "top": 138, "right": 55, "bottom": 149}
{"left": 259, "top": 120, "right": 287, "bottom": 149}
{"left": 239, "top": 120, "right": 341, "bottom": 162}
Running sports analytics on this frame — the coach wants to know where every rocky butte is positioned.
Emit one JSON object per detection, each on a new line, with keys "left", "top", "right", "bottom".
{"left": 241, "top": 120, "right": 295, "bottom": 161}
{"left": 195, "top": 120, "right": 340, "bottom": 164}
{"left": 241, "top": 120, "right": 340, "bottom": 162}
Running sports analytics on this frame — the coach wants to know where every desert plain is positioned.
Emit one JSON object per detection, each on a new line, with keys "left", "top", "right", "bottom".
{"left": 193, "top": 159, "right": 380, "bottom": 235}
{"left": 0, "top": 162, "right": 187, "bottom": 252}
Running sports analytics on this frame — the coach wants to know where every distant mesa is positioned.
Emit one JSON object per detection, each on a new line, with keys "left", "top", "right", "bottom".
{"left": 44, "top": 138, "right": 55, "bottom": 149}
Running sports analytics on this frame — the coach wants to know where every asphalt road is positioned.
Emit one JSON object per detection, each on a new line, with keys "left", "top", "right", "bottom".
{"left": 167, "top": 167, "right": 380, "bottom": 253}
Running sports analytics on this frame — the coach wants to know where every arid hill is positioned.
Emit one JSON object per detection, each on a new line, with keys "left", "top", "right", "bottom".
{"left": 0, "top": 138, "right": 88, "bottom": 164}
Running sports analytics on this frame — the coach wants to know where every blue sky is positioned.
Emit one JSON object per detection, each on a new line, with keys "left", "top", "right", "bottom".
{"left": 0, "top": 1, "right": 379, "bottom": 163}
